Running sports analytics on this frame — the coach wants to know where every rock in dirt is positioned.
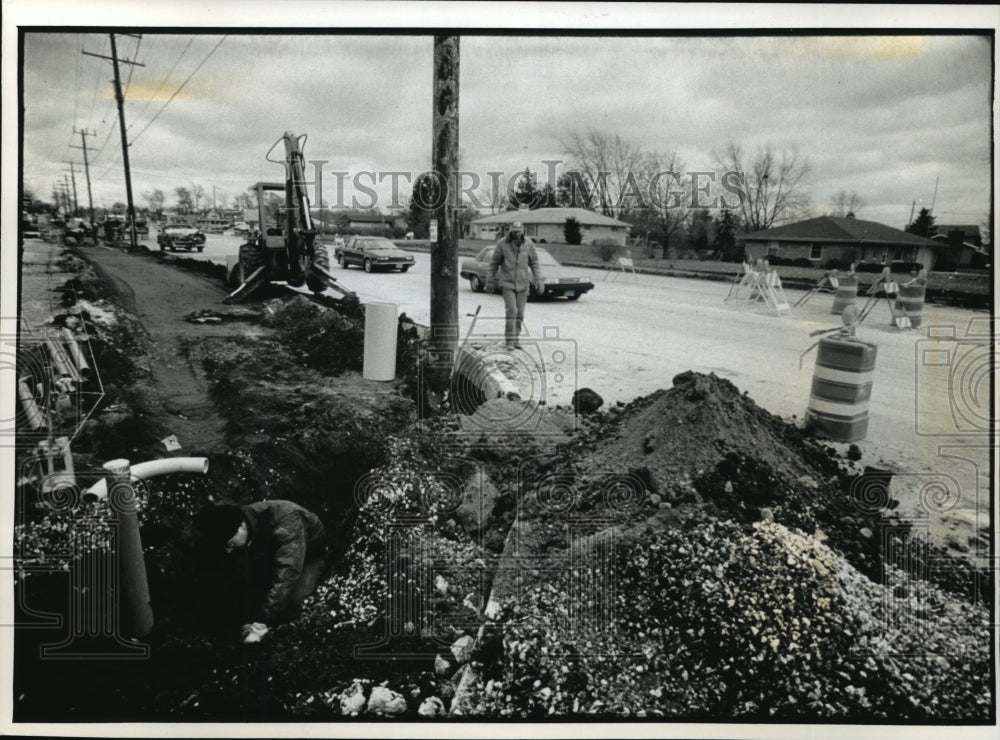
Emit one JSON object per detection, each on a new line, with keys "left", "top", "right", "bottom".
{"left": 573, "top": 387, "right": 604, "bottom": 414}
{"left": 339, "top": 680, "right": 368, "bottom": 715}
{"left": 434, "top": 654, "right": 453, "bottom": 676}
{"left": 418, "top": 696, "right": 446, "bottom": 716}
{"left": 366, "top": 686, "right": 407, "bottom": 715}
{"left": 454, "top": 471, "right": 502, "bottom": 533}
{"left": 450, "top": 635, "right": 475, "bottom": 664}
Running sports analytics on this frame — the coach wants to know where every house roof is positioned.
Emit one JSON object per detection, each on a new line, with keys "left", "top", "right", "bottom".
{"left": 472, "top": 207, "right": 630, "bottom": 228}
{"left": 743, "top": 216, "right": 939, "bottom": 248}
{"left": 934, "top": 224, "right": 982, "bottom": 241}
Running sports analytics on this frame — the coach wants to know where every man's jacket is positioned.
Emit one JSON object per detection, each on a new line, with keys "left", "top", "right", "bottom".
{"left": 488, "top": 235, "right": 543, "bottom": 292}
{"left": 241, "top": 500, "right": 326, "bottom": 624}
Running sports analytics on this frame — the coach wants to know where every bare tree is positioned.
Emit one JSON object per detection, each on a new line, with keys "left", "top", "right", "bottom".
{"left": 716, "top": 143, "right": 811, "bottom": 233}
{"left": 637, "top": 150, "right": 691, "bottom": 257}
{"left": 476, "top": 177, "right": 506, "bottom": 215}
{"left": 561, "top": 129, "right": 644, "bottom": 218}
{"left": 142, "top": 188, "right": 166, "bottom": 220}
{"left": 829, "top": 190, "right": 866, "bottom": 217}
{"left": 190, "top": 183, "right": 206, "bottom": 213}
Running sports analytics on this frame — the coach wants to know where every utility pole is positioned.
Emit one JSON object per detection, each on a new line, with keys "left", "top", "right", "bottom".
{"left": 931, "top": 177, "right": 939, "bottom": 214}
{"left": 83, "top": 34, "right": 144, "bottom": 249}
{"left": 62, "top": 161, "right": 80, "bottom": 215}
{"left": 71, "top": 128, "right": 97, "bottom": 235}
{"left": 429, "top": 35, "right": 460, "bottom": 396}
{"left": 62, "top": 175, "right": 73, "bottom": 215}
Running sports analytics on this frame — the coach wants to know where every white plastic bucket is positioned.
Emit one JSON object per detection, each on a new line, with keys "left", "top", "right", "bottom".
{"left": 363, "top": 302, "right": 398, "bottom": 381}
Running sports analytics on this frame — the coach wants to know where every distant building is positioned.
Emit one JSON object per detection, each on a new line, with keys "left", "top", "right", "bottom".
{"left": 470, "top": 207, "right": 631, "bottom": 246}
{"left": 929, "top": 224, "right": 988, "bottom": 269}
{"left": 743, "top": 215, "right": 940, "bottom": 270}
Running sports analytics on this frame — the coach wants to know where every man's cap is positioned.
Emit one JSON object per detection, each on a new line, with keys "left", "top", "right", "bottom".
{"left": 195, "top": 504, "right": 245, "bottom": 548}
{"left": 511, "top": 221, "right": 523, "bottom": 230}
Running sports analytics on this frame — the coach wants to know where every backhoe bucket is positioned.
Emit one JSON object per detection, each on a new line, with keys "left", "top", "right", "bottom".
{"left": 223, "top": 265, "right": 269, "bottom": 303}
{"left": 310, "top": 263, "right": 358, "bottom": 300}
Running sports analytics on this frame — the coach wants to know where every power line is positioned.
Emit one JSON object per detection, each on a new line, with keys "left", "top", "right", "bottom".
{"left": 128, "top": 36, "right": 194, "bottom": 132}
{"left": 129, "top": 35, "right": 227, "bottom": 146}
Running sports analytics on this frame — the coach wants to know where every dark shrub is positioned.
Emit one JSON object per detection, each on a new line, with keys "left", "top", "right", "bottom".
{"left": 564, "top": 218, "right": 582, "bottom": 245}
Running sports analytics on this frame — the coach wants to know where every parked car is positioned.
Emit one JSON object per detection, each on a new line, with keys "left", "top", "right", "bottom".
{"left": 335, "top": 236, "right": 414, "bottom": 272}
{"left": 460, "top": 245, "right": 595, "bottom": 300}
{"left": 157, "top": 224, "right": 207, "bottom": 252}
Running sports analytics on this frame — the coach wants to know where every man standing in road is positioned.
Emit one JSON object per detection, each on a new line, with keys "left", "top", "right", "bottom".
{"left": 196, "top": 499, "right": 328, "bottom": 644}
{"left": 487, "top": 221, "right": 543, "bottom": 350}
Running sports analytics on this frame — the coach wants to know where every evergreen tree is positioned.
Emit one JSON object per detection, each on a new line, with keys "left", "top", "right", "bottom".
{"left": 907, "top": 207, "right": 937, "bottom": 238}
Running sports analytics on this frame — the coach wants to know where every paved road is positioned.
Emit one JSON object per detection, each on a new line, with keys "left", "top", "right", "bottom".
{"left": 150, "top": 231, "right": 992, "bottom": 546}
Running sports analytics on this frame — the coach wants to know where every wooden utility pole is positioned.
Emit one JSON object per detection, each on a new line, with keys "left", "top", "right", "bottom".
{"left": 83, "top": 34, "right": 144, "bottom": 249}
{"left": 429, "top": 35, "right": 460, "bottom": 392}
{"left": 71, "top": 128, "right": 97, "bottom": 233}
{"left": 62, "top": 161, "right": 80, "bottom": 215}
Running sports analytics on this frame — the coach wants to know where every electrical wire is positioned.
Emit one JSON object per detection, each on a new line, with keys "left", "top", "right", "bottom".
{"left": 128, "top": 36, "right": 194, "bottom": 133}
{"left": 129, "top": 34, "right": 227, "bottom": 146}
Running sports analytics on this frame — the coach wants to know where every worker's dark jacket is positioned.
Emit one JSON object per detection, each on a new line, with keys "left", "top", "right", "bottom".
{"left": 241, "top": 500, "right": 327, "bottom": 624}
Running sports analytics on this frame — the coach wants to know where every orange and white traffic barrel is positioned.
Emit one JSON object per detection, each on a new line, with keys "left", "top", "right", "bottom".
{"left": 894, "top": 283, "right": 926, "bottom": 328}
{"left": 804, "top": 335, "right": 878, "bottom": 442}
{"left": 830, "top": 274, "right": 858, "bottom": 315}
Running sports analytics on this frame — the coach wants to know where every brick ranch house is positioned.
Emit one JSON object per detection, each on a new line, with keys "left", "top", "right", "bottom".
{"left": 469, "top": 207, "right": 631, "bottom": 246}
{"left": 742, "top": 214, "right": 942, "bottom": 270}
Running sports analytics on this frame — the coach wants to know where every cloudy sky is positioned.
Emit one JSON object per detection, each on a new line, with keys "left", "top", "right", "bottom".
{"left": 14, "top": 7, "right": 997, "bottom": 231}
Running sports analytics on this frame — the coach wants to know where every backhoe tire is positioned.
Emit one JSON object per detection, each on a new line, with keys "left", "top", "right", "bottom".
{"left": 307, "top": 244, "right": 331, "bottom": 293}
{"left": 238, "top": 241, "right": 265, "bottom": 285}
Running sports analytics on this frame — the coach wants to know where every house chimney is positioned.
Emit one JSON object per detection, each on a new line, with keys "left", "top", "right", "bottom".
{"left": 846, "top": 212, "right": 855, "bottom": 219}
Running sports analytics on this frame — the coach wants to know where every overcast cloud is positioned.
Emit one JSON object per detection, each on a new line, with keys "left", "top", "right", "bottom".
{"left": 20, "top": 28, "right": 994, "bottom": 229}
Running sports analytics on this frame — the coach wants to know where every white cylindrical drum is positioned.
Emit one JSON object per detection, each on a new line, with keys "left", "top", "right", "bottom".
{"left": 363, "top": 302, "right": 398, "bottom": 381}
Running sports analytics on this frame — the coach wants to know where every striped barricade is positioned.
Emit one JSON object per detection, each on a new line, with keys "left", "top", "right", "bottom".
{"left": 804, "top": 335, "right": 878, "bottom": 443}
{"left": 894, "top": 283, "right": 926, "bottom": 329}
{"left": 830, "top": 275, "right": 858, "bottom": 315}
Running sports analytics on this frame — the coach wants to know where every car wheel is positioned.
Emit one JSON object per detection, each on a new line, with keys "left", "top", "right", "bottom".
{"left": 169, "top": 244, "right": 176, "bottom": 252}
{"left": 470, "top": 275, "right": 484, "bottom": 293}
{"left": 364, "top": 259, "right": 373, "bottom": 273}
{"left": 197, "top": 246, "right": 204, "bottom": 252}
{"left": 400, "top": 265, "right": 410, "bottom": 272}
{"left": 566, "top": 292, "right": 581, "bottom": 301}
{"left": 338, "top": 253, "right": 347, "bottom": 268}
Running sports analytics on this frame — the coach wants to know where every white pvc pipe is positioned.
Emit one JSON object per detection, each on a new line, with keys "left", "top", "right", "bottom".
{"left": 363, "top": 302, "right": 398, "bottom": 381}
{"left": 84, "top": 456, "right": 210, "bottom": 501}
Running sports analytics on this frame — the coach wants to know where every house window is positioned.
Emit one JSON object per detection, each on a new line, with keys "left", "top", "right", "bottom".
{"left": 767, "top": 245, "right": 779, "bottom": 256}
{"left": 881, "top": 249, "right": 889, "bottom": 263}
{"left": 894, "top": 247, "right": 904, "bottom": 261}
{"left": 809, "top": 243, "right": 822, "bottom": 260}
{"left": 526, "top": 224, "right": 539, "bottom": 236}
{"left": 583, "top": 224, "right": 592, "bottom": 230}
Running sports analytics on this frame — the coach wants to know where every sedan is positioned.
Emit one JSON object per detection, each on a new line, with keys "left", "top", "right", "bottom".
{"left": 460, "top": 245, "right": 595, "bottom": 300}
{"left": 336, "top": 236, "right": 415, "bottom": 272}
{"left": 157, "top": 224, "right": 207, "bottom": 252}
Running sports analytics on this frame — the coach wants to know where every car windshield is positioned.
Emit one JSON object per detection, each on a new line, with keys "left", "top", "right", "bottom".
{"left": 535, "top": 250, "right": 560, "bottom": 266}
{"left": 366, "top": 241, "right": 396, "bottom": 250}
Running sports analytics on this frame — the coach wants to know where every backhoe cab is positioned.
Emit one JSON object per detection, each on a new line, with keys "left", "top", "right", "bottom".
{"left": 224, "top": 132, "right": 355, "bottom": 303}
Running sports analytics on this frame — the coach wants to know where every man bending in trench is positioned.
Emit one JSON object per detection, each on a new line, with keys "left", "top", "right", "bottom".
{"left": 196, "top": 499, "right": 328, "bottom": 643}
